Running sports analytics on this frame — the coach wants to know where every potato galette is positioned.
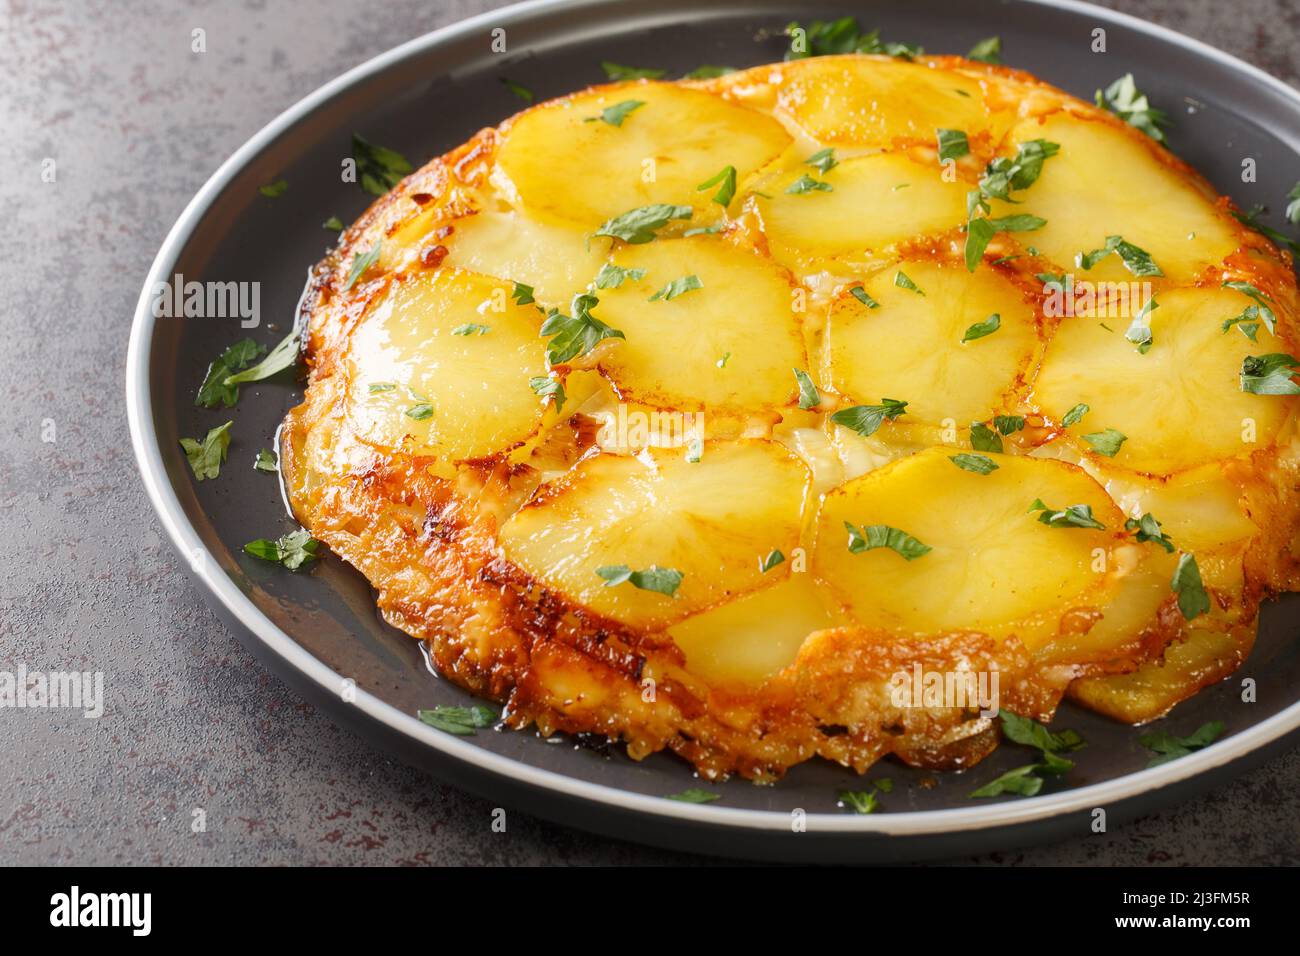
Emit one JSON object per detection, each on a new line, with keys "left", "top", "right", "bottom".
{"left": 281, "top": 53, "right": 1300, "bottom": 782}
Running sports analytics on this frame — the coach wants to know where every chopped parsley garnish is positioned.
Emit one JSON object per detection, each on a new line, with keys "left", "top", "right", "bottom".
{"left": 223, "top": 330, "right": 300, "bottom": 387}
{"left": 961, "top": 313, "right": 1001, "bottom": 342}
{"left": 343, "top": 242, "right": 382, "bottom": 292}
{"left": 595, "top": 203, "right": 692, "bottom": 243}
{"left": 1001, "top": 711, "right": 1085, "bottom": 754}
{"left": 511, "top": 281, "right": 535, "bottom": 305}
{"left": 648, "top": 274, "right": 702, "bottom": 301}
{"left": 970, "top": 764, "right": 1050, "bottom": 798}
{"left": 179, "top": 420, "right": 232, "bottom": 481}
{"left": 196, "top": 338, "right": 264, "bottom": 408}
{"left": 405, "top": 403, "right": 434, "bottom": 420}
{"left": 786, "top": 173, "right": 832, "bottom": 194}
{"left": 965, "top": 215, "right": 1046, "bottom": 271}
{"left": 969, "top": 421, "right": 1003, "bottom": 452}
{"left": 351, "top": 134, "right": 412, "bottom": 196}
{"left": 971, "top": 710, "right": 1083, "bottom": 798}
{"left": 805, "top": 147, "right": 838, "bottom": 174}
{"left": 667, "top": 788, "right": 720, "bottom": 803}
{"left": 949, "top": 452, "right": 998, "bottom": 475}
{"left": 258, "top": 178, "right": 287, "bottom": 198}
{"left": 596, "top": 564, "right": 683, "bottom": 597}
{"left": 594, "top": 263, "right": 646, "bottom": 289}
{"left": 967, "top": 36, "right": 1002, "bottom": 64}
{"left": 1139, "top": 720, "right": 1223, "bottom": 767}
{"left": 529, "top": 375, "right": 566, "bottom": 411}
{"left": 418, "top": 704, "right": 496, "bottom": 735}
{"left": 1029, "top": 499, "right": 1106, "bottom": 530}
{"left": 894, "top": 270, "right": 924, "bottom": 295}
{"left": 849, "top": 285, "right": 880, "bottom": 309}
{"left": 760, "top": 549, "right": 786, "bottom": 573}
{"left": 993, "top": 415, "right": 1025, "bottom": 435}
{"left": 595, "top": 99, "right": 644, "bottom": 127}
{"left": 965, "top": 139, "right": 1059, "bottom": 268}
{"left": 838, "top": 789, "right": 881, "bottom": 814}
{"left": 1082, "top": 427, "right": 1127, "bottom": 458}
{"left": 243, "top": 528, "right": 322, "bottom": 570}
{"left": 500, "top": 77, "right": 533, "bottom": 102}
{"left": 974, "top": 139, "right": 1059, "bottom": 207}
{"left": 1172, "top": 553, "right": 1211, "bottom": 620}
{"left": 987, "top": 213, "right": 1047, "bottom": 232}
{"left": 452, "top": 323, "right": 490, "bottom": 336}
{"left": 1222, "top": 308, "right": 1262, "bottom": 341}
{"left": 1233, "top": 205, "right": 1300, "bottom": 254}
{"left": 322, "top": 215, "right": 344, "bottom": 232}
{"left": 1240, "top": 353, "right": 1300, "bottom": 395}
{"left": 696, "top": 165, "right": 737, "bottom": 206}
{"left": 1124, "top": 296, "right": 1159, "bottom": 354}
{"left": 1222, "top": 280, "right": 1276, "bottom": 336}
{"left": 830, "top": 398, "right": 908, "bottom": 437}
{"left": 793, "top": 368, "right": 821, "bottom": 409}
{"left": 683, "top": 65, "right": 736, "bottom": 79}
{"left": 254, "top": 448, "right": 278, "bottom": 473}
{"left": 1095, "top": 74, "right": 1168, "bottom": 144}
{"left": 936, "top": 128, "right": 970, "bottom": 162}
{"left": 1060, "top": 402, "right": 1090, "bottom": 427}
{"left": 716, "top": 352, "right": 730, "bottom": 368}
{"left": 844, "top": 522, "right": 932, "bottom": 560}
{"left": 367, "top": 382, "right": 396, "bottom": 393}
{"left": 600, "top": 61, "right": 664, "bottom": 80}
{"left": 785, "top": 17, "right": 921, "bottom": 60}
{"left": 540, "top": 293, "right": 625, "bottom": 364}
{"left": 1076, "top": 235, "right": 1164, "bottom": 277}
{"left": 1125, "top": 512, "right": 1175, "bottom": 553}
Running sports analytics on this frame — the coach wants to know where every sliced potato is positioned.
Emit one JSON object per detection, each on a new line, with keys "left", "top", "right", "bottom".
{"left": 773, "top": 55, "right": 994, "bottom": 146}
{"left": 500, "top": 441, "right": 811, "bottom": 628}
{"left": 443, "top": 210, "right": 605, "bottom": 306}
{"left": 1031, "top": 286, "right": 1295, "bottom": 474}
{"left": 344, "top": 269, "right": 548, "bottom": 461}
{"left": 813, "top": 447, "right": 1126, "bottom": 649}
{"left": 991, "top": 114, "right": 1239, "bottom": 282}
{"left": 756, "top": 153, "right": 967, "bottom": 269}
{"left": 496, "top": 82, "right": 791, "bottom": 228}
{"left": 591, "top": 235, "right": 805, "bottom": 411}
{"left": 1069, "top": 620, "right": 1254, "bottom": 722}
{"left": 1084, "top": 462, "right": 1259, "bottom": 553}
{"left": 824, "top": 259, "right": 1039, "bottom": 424}
{"left": 668, "top": 573, "right": 839, "bottom": 686}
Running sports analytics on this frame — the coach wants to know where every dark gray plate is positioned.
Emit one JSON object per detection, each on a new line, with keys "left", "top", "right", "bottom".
{"left": 127, "top": 0, "right": 1300, "bottom": 862}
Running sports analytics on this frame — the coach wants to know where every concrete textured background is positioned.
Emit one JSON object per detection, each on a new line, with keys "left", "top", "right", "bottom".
{"left": 2, "top": 0, "right": 1299, "bottom": 866}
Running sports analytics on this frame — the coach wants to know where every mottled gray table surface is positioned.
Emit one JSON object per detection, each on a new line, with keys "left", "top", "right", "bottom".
{"left": 2, "top": 0, "right": 1298, "bottom": 866}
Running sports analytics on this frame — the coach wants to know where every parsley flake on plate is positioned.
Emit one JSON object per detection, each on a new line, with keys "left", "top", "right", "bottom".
{"left": 243, "top": 528, "right": 322, "bottom": 570}
{"left": 179, "top": 420, "right": 233, "bottom": 480}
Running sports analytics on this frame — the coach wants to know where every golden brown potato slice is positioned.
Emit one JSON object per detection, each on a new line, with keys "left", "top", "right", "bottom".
{"left": 813, "top": 447, "right": 1129, "bottom": 649}
{"left": 823, "top": 259, "right": 1040, "bottom": 425}
{"left": 771, "top": 55, "right": 995, "bottom": 147}
{"left": 496, "top": 82, "right": 791, "bottom": 228}
{"left": 591, "top": 235, "right": 806, "bottom": 412}
{"left": 343, "top": 268, "right": 549, "bottom": 461}
{"left": 990, "top": 114, "right": 1239, "bottom": 281}
{"left": 1031, "top": 286, "right": 1295, "bottom": 475}
{"left": 756, "top": 153, "right": 968, "bottom": 270}
{"left": 500, "top": 440, "right": 811, "bottom": 629}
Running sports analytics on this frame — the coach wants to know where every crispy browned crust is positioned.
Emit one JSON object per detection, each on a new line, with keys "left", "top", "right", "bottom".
{"left": 281, "top": 54, "right": 1300, "bottom": 782}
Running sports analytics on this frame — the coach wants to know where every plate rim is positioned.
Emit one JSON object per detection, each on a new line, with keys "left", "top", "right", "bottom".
{"left": 126, "top": 0, "right": 1300, "bottom": 838}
